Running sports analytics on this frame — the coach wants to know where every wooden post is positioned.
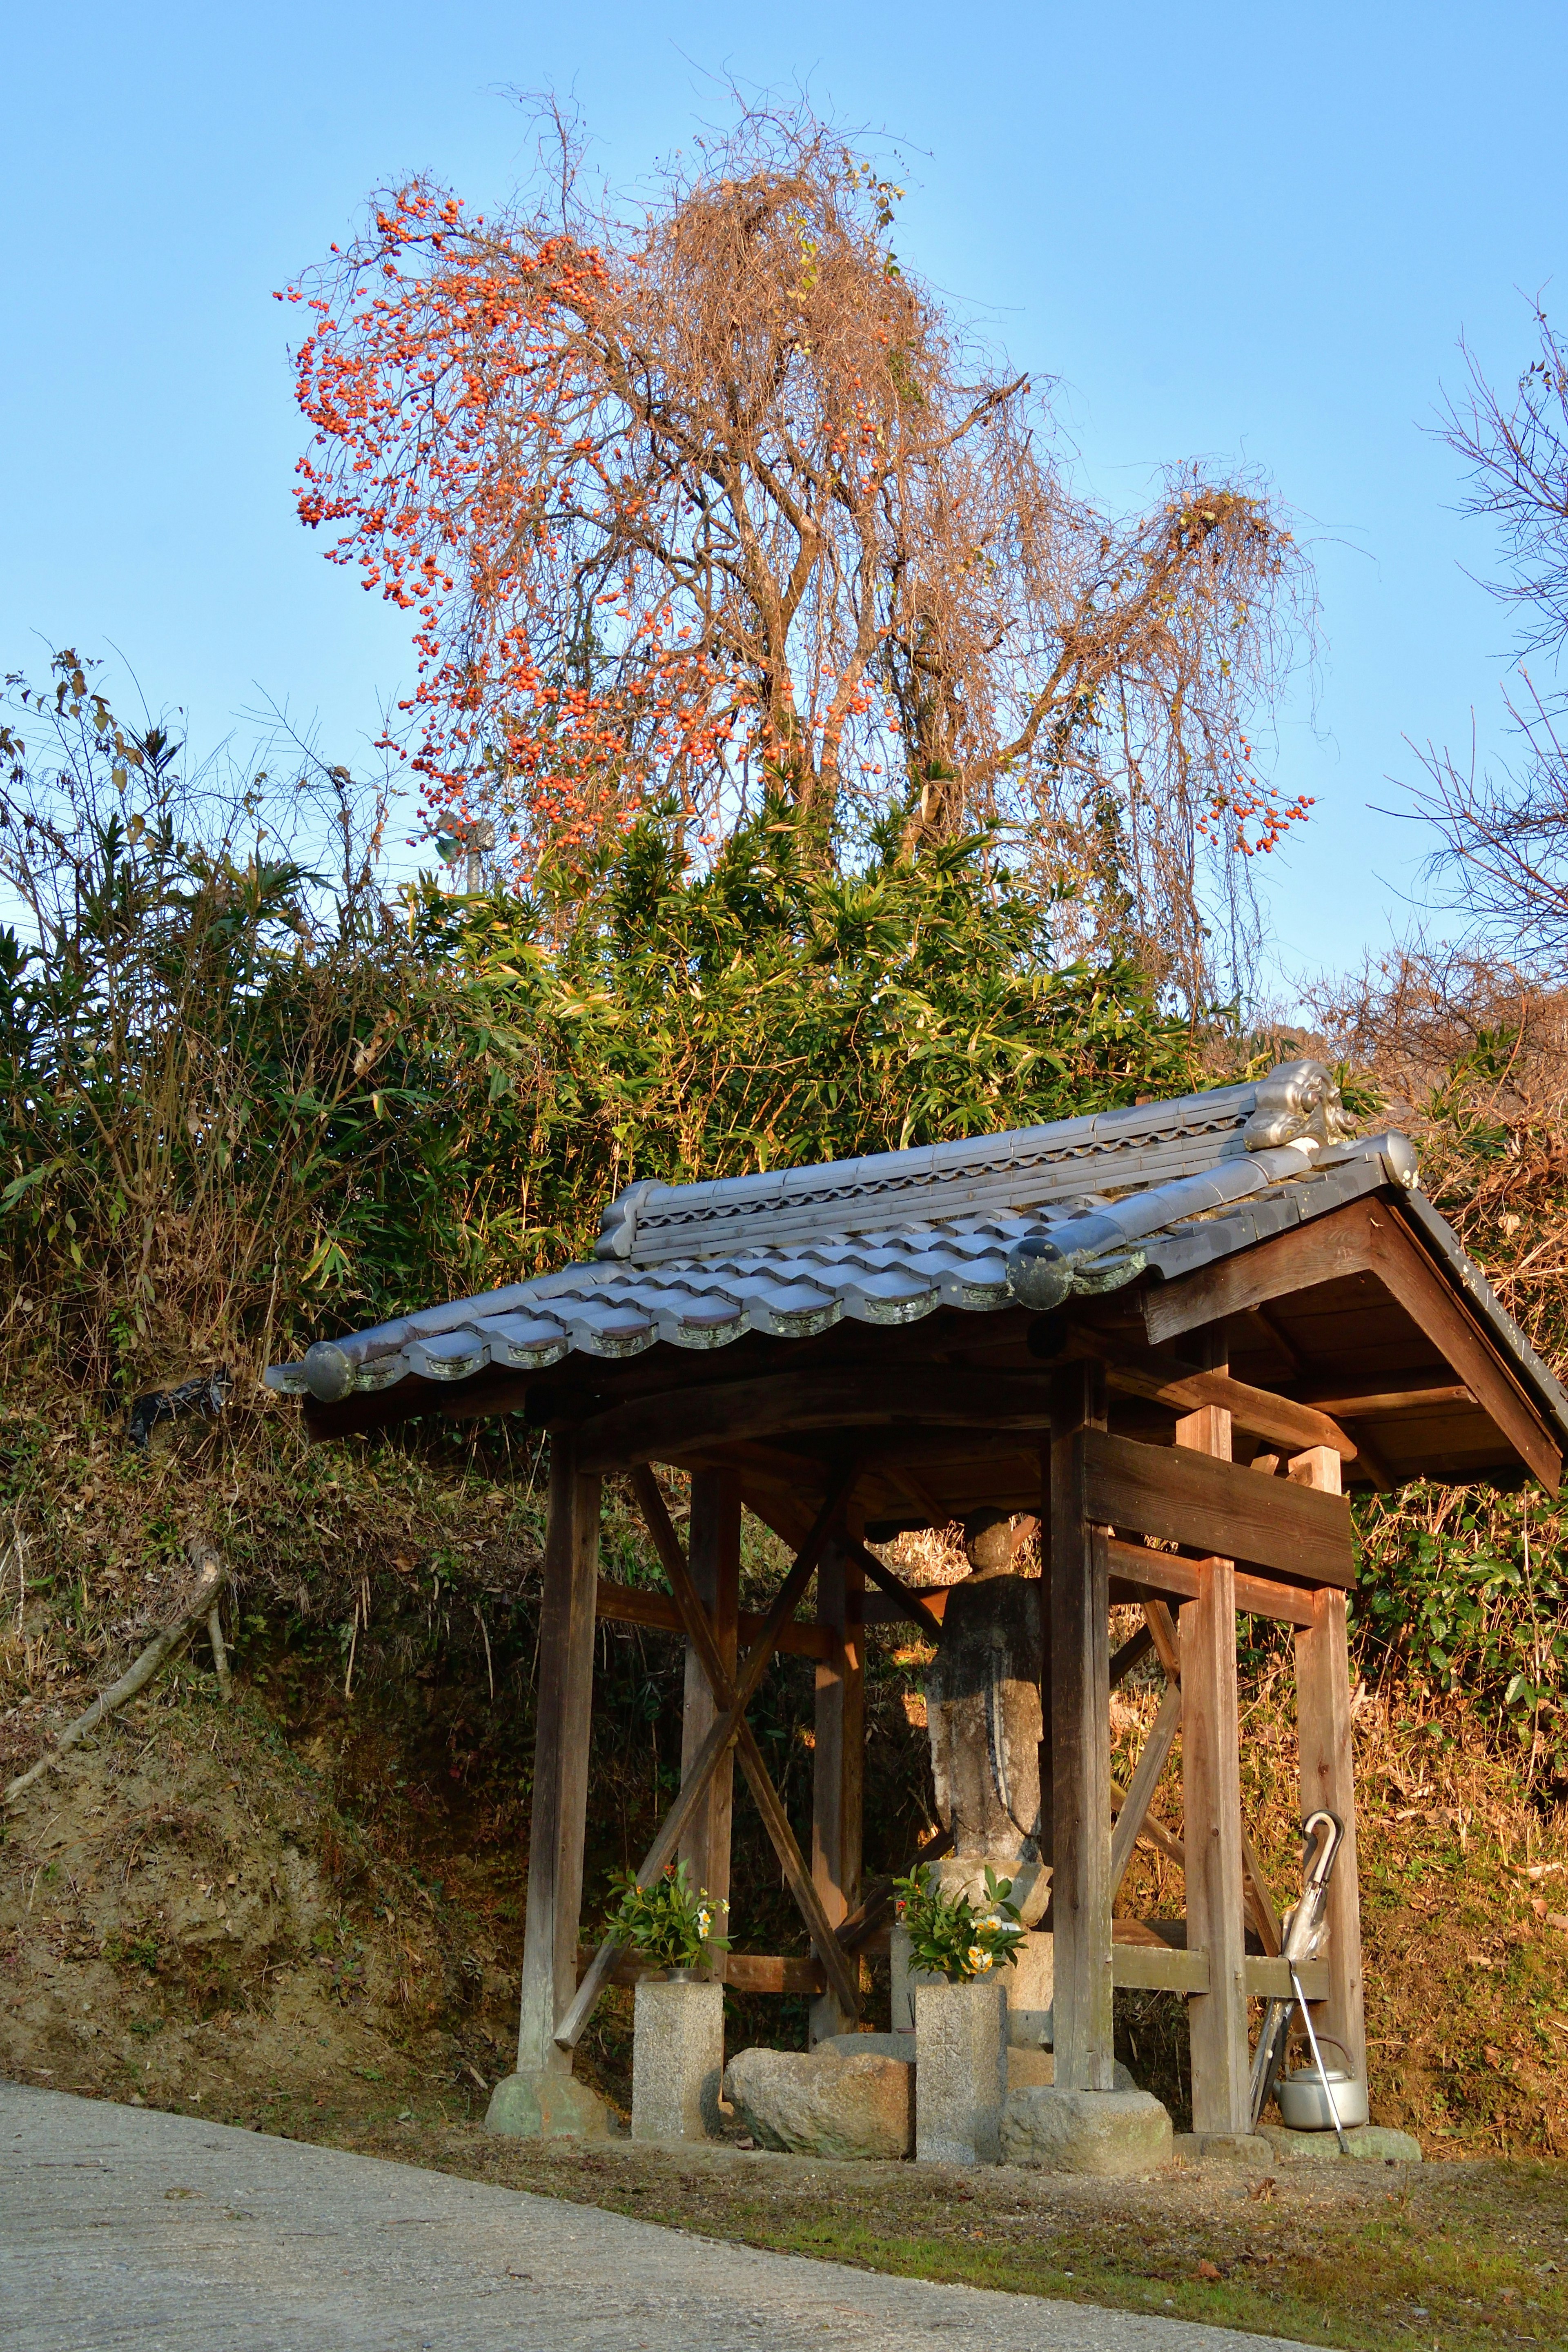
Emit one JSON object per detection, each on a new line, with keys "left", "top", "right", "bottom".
{"left": 809, "top": 1531, "right": 865, "bottom": 2043}
{"left": 514, "top": 1432, "right": 601, "bottom": 2076}
{"left": 1290, "top": 1445, "right": 1367, "bottom": 2089}
{"left": 679, "top": 1468, "right": 742, "bottom": 1908}
{"left": 1177, "top": 1333, "right": 1250, "bottom": 2137}
{"left": 1049, "top": 1361, "right": 1114, "bottom": 2091}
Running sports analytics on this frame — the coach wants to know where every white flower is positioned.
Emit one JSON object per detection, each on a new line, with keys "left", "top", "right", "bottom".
{"left": 966, "top": 1945, "right": 994, "bottom": 1974}
{"left": 697, "top": 1908, "right": 712, "bottom": 1937}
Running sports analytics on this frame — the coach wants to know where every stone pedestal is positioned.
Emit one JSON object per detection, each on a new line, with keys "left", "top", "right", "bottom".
{"left": 1005, "top": 1928, "right": 1054, "bottom": 2047}
{"left": 631, "top": 1977, "right": 725, "bottom": 2142}
{"left": 1000, "top": 2085, "right": 1172, "bottom": 2176}
{"left": 890, "top": 1923, "right": 944, "bottom": 2034}
{"left": 914, "top": 1977, "right": 1008, "bottom": 2166}
{"left": 485, "top": 2070, "right": 612, "bottom": 2139}
{"left": 724, "top": 2045, "right": 913, "bottom": 2159}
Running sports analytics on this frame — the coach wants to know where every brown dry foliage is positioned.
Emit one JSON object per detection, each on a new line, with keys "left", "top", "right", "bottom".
{"left": 298, "top": 96, "right": 1315, "bottom": 1002}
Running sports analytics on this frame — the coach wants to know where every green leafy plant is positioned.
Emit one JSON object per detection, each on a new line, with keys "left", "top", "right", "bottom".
{"left": 892, "top": 1861, "right": 1024, "bottom": 1982}
{"left": 604, "top": 1860, "right": 731, "bottom": 1973}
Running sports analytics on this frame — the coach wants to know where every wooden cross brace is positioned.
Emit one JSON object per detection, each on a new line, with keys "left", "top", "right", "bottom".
{"left": 553, "top": 1462, "right": 862, "bottom": 2051}
{"left": 1109, "top": 1596, "right": 1282, "bottom": 1956}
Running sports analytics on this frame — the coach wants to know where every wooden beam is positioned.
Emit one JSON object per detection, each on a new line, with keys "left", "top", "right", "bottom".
{"left": 741, "top": 1488, "right": 947, "bottom": 1643}
{"left": 1086, "top": 1429, "right": 1354, "bottom": 1588}
{"left": 1049, "top": 1361, "right": 1116, "bottom": 2092}
{"left": 722, "top": 1953, "right": 826, "bottom": 1995}
{"left": 860, "top": 1585, "right": 950, "bottom": 1631}
{"left": 1291, "top": 1445, "right": 1368, "bottom": 2090}
{"left": 1141, "top": 1197, "right": 1381, "bottom": 1346}
{"left": 1109, "top": 1682, "right": 1183, "bottom": 1897}
{"left": 1178, "top": 1366, "right": 1251, "bottom": 2139}
{"left": 576, "top": 1947, "right": 839, "bottom": 1998}
{"left": 1110, "top": 1622, "right": 1155, "bottom": 1688}
{"left": 1241, "top": 1827, "right": 1283, "bottom": 1958}
{"left": 515, "top": 1435, "right": 601, "bottom": 2082}
{"left": 626, "top": 1465, "right": 862, "bottom": 2029}
{"left": 1141, "top": 1194, "right": 1561, "bottom": 1491}
{"left": 1084, "top": 1340, "right": 1357, "bottom": 1460}
{"left": 555, "top": 1464, "right": 858, "bottom": 2050}
{"left": 844, "top": 1541, "right": 946, "bottom": 1642}
{"left": 1142, "top": 1597, "right": 1182, "bottom": 1681}
{"left": 1304, "top": 1383, "right": 1474, "bottom": 1415}
{"left": 1367, "top": 1211, "right": 1561, "bottom": 1491}
{"left": 577, "top": 1366, "right": 1057, "bottom": 1473}
{"left": 1248, "top": 1954, "right": 1328, "bottom": 2002}
{"left": 811, "top": 1535, "right": 865, "bottom": 2041}
{"left": 679, "top": 1470, "right": 741, "bottom": 1911}
{"left": 1107, "top": 1540, "right": 1321, "bottom": 1628}
{"left": 596, "top": 1578, "right": 832, "bottom": 1661}
{"left": 1112, "top": 1943, "right": 1210, "bottom": 1995}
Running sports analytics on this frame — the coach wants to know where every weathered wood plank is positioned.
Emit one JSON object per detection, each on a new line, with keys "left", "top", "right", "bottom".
{"left": 1106, "top": 1539, "right": 1321, "bottom": 1628}
{"left": 811, "top": 1535, "right": 865, "bottom": 2040}
{"left": 1109, "top": 1682, "right": 1183, "bottom": 1897}
{"left": 680, "top": 1470, "right": 741, "bottom": 1909}
{"left": 515, "top": 1437, "right": 601, "bottom": 2080}
{"left": 596, "top": 1578, "right": 833, "bottom": 1660}
{"left": 1304, "top": 1382, "right": 1474, "bottom": 1415}
{"left": 1178, "top": 1372, "right": 1251, "bottom": 2140}
{"left": 578, "top": 1367, "right": 1056, "bottom": 1472}
{"left": 555, "top": 1465, "right": 858, "bottom": 2050}
{"left": 627, "top": 1466, "right": 862, "bottom": 2028}
{"left": 1099, "top": 1354, "right": 1356, "bottom": 1460}
{"left": 1141, "top": 1199, "right": 1381, "bottom": 1347}
{"left": 859, "top": 1586, "right": 950, "bottom": 1631}
{"left": 1366, "top": 1212, "right": 1562, "bottom": 1491}
{"left": 1050, "top": 1362, "right": 1116, "bottom": 2092}
{"left": 1291, "top": 1445, "right": 1368, "bottom": 2091}
{"left": 1086, "top": 1429, "right": 1354, "bottom": 1587}
{"left": 575, "top": 1946, "right": 842, "bottom": 1996}
{"left": 1247, "top": 1954, "right": 1329, "bottom": 2002}
{"left": 1112, "top": 1943, "right": 1210, "bottom": 1994}
{"left": 722, "top": 1953, "right": 827, "bottom": 1995}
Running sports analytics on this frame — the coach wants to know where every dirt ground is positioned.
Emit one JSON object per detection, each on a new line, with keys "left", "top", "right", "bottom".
{"left": 270, "top": 2116, "right": 1568, "bottom": 2352}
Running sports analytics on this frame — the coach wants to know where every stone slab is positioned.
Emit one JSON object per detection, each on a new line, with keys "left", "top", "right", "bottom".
{"left": 818, "top": 2031, "right": 916, "bottom": 2062}
{"left": 1258, "top": 2121, "right": 1423, "bottom": 2163}
{"left": 485, "top": 2070, "right": 613, "bottom": 2140}
{"left": 1001, "top": 2086, "right": 1173, "bottom": 2177}
{"left": 724, "top": 2045, "right": 914, "bottom": 2160}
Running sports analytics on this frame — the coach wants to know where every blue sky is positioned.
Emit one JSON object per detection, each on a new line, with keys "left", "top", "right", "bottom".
{"left": 4, "top": 2, "right": 1563, "bottom": 998}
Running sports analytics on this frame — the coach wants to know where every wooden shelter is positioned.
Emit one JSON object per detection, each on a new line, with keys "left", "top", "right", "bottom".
{"left": 268, "top": 1060, "right": 1568, "bottom": 2139}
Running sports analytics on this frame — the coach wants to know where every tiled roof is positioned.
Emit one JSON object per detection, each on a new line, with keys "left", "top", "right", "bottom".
{"left": 263, "top": 1059, "right": 1568, "bottom": 1453}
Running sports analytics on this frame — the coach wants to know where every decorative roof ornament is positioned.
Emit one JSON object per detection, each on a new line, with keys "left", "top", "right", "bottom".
{"left": 1239, "top": 1059, "right": 1357, "bottom": 1155}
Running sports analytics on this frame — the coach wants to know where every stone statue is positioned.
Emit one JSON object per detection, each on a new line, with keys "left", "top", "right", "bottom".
{"left": 924, "top": 1511, "right": 1048, "bottom": 1923}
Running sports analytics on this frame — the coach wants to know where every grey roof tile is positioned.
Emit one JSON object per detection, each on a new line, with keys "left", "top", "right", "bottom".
{"left": 263, "top": 1063, "right": 1568, "bottom": 1461}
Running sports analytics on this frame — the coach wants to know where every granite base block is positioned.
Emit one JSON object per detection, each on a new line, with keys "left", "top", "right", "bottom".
{"left": 1000, "top": 2085, "right": 1173, "bottom": 2176}
{"left": 1258, "top": 2121, "right": 1423, "bottom": 2163}
{"left": 632, "top": 1977, "right": 725, "bottom": 2142}
{"left": 914, "top": 1978, "right": 1008, "bottom": 2166}
{"left": 484, "top": 2070, "right": 613, "bottom": 2139}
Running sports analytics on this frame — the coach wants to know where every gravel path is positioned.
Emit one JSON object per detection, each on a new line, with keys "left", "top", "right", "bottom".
{"left": 1, "top": 2080, "right": 1323, "bottom": 2351}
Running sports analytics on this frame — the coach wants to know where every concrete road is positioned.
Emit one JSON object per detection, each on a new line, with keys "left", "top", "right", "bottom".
{"left": 1, "top": 2082, "right": 1321, "bottom": 2352}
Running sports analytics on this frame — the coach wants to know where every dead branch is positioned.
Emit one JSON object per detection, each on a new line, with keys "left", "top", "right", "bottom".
{"left": 3, "top": 1541, "right": 232, "bottom": 1807}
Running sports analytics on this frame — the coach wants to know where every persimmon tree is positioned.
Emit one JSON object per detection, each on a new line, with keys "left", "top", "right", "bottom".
{"left": 286, "top": 100, "right": 1314, "bottom": 1000}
